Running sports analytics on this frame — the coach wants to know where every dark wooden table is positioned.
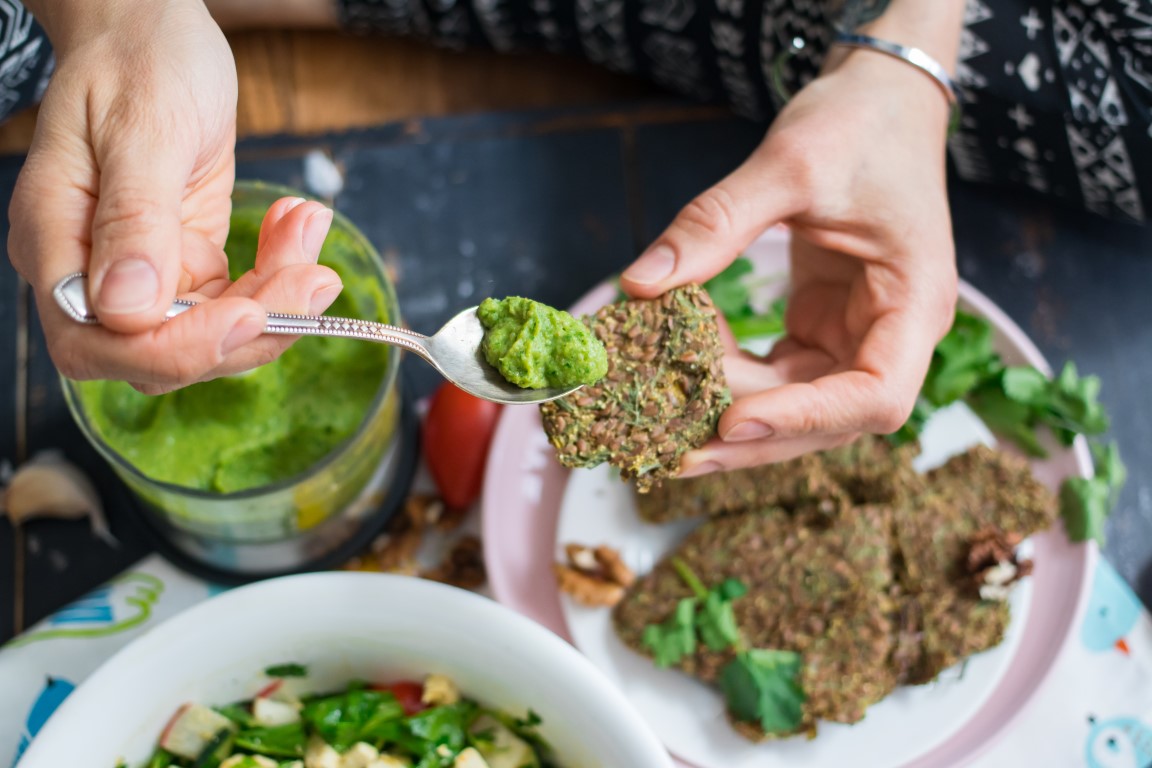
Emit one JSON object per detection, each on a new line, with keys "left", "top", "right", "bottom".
{"left": 2, "top": 103, "right": 1150, "bottom": 644}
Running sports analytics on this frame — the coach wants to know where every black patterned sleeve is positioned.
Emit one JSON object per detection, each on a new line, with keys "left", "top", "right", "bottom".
{"left": 0, "top": 6, "right": 54, "bottom": 125}
{"left": 339, "top": 0, "right": 1152, "bottom": 222}
{"left": 338, "top": 0, "right": 842, "bottom": 123}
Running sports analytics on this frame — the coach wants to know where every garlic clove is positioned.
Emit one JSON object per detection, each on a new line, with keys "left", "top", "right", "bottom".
{"left": 0, "top": 451, "right": 117, "bottom": 547}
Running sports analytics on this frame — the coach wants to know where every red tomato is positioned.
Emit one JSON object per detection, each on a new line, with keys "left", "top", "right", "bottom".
{"left": 371, "top": 680, "right": 426, "bottom": 715}
{"left": 253, "top": 679, "right": 283, "bottom": 700}
{"left": 422, "top": 382, "right": 502, "bottom": 510}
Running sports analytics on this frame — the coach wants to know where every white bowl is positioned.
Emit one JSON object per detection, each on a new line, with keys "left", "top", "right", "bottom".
{"left": 15, "top": 573, "right": 674, "bottom": 768}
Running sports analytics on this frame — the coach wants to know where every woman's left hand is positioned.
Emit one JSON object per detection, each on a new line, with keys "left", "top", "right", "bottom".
{"left": 620, "top": 46, "right": 958, "bottom": 476}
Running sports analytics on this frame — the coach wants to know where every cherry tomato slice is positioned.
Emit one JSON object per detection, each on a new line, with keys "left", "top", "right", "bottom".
{"left": 422, "top": 382, "right": 502, "bottom": 510}
{"left": 371, "top": 680, "right": 426, "bottom": 715}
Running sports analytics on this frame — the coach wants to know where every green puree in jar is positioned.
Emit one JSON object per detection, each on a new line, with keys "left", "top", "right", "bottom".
{"left": 74, "top": 212, "right": 391, "bottom": 493}
{"left": 477, "top": 296, "right": 608, "bottom": 389}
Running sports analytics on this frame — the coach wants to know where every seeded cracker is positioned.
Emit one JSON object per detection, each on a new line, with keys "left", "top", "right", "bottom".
{"left": 539, "top": 284, "right": 730, "bottom": 492}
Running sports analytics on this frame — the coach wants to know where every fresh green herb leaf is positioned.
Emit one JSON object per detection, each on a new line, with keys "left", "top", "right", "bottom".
{"left": 718, "top": 649, "right": 806, "bottom": 735}
{"left": 405, "top": 701, "right": 477, "bottom": 754}
{"left": 233, "top": 724, "right": 307, "bottom": 758}
{"left": 302, "top": 689, "right": 405, "bottom": 752}
{"left": 704, "top": 258, "right": 786, "bottom": 341}
{"left": 704, "top": 258, "right": 755, "bottom": 318}
{"left": 923, "top": 311, "right": 1003, "bottom": 406}
{"left": 967, "top": 383, "right": 1047, "bottom": 458}
{"left": 263, "top": 663, "right": 308, "bottom": 678}
{"left": 887, "top": 396, "right": 935, "bottom": 448}
{"left": 1060, "top": 440, "right": 1126, "bottom": 544}
{"left": 641, "top": 597, "right": 699, "bottom": 667}
{"left": 669, "top": 557, "right": 749, "bottom": 652}
{"left": 213, "top": 703, "right": 256, "bottom": 728}
{"left": 513, "top": 710, "right": 542, "bottom": 730}
{"left": 1044, "top": 361, "right": 1109, "bottom": 441}
{"left": 1001, "top": 366, "right": 1049, "bottom": 405}
{"left": 698, "top": 578, "right": 748, "bottom": 652}
{"left": 145, "top": 750, "right": 175, "bottom": 768}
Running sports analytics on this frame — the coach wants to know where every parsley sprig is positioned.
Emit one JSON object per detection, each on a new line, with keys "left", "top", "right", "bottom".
{"left": 703, "top": 258, "right": 787, "bottom": 341}
{"left": 642, "top": 558, "right": 806, "bottom": 735}
{"left": 888, "top": 309, "right": 1122, "bottom": 544}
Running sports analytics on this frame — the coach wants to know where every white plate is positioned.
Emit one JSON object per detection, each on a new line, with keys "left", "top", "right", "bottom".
{"left": 556, "top": 400, "right": 1032, "bottom": 768}
{"left": 483, "top": 227, "right": 1094, "bottom": 768}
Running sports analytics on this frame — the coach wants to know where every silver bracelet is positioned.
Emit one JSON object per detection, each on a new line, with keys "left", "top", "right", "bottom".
{"left": 832, "top": 32, "right": 959, "bottom": 105}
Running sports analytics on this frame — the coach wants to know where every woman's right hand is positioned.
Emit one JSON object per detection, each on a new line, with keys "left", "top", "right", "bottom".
{"left": 9, "top": 0, "right": 342, "bottom": 393}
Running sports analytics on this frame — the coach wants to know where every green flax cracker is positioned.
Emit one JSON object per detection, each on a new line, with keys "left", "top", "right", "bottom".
{"left": 539, "top": 284, "right": 730, "bottom": 492}
{"left": 634, "top": 451, "right": 850, "bottom": 524}
{"left": 894, "top": 445, "right": 1057, "bottom": 593}
{"left": 613, "top": 505, "right": 899, "bottom": 738}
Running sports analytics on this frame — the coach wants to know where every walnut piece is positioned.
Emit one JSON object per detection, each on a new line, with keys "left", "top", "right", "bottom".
{"left": 555, "top": 543, "right": 635, "bottom": 607}
{"left": 965, "top": 525, "right": 1033, "bottom": 601}
{"left": 421, "top": 535, "right": 487, "bottom": 590}
{"left": 553, "top": 563, "right": 626, "bottom": 607}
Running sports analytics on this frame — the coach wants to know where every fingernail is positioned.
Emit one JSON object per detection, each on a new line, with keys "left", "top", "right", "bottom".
{"left": 284, "top": 197, "right": 307, "bottom": 213}
{"left": 622, "top": 245, "right": 675, "bottom": 285}
{"left": 678, "top": 460, "right": 722, "bottom": 479}
{"left": 723, "top": 420, "right": 775, "bottom": 442}
{"left": 98, "top": 258, "right": 159, "bottom": 314}
{"left": 309, "top": 282, "right": 343, "bottom": 315}
{"left": 221, "top": 314, "right": 266, "bottom": 356}
{"left": 302, "top": 208, "right": 334, "bottom": 260}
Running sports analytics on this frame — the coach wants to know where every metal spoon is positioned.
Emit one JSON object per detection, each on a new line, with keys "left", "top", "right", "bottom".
{"left": 52, "top": 272, "right": 582, "bottom": 405}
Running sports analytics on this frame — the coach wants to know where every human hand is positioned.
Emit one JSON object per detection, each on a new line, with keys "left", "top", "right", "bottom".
{"left": 619, "top": 49, "right": 958, "bottom": 475}
{"left": 8, "top": 0, "right": 341, "bottom": 393}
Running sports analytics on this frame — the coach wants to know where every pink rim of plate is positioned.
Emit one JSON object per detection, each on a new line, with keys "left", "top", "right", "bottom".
{"left": 481, "top": 246, "right": 1095, "bottom": 768}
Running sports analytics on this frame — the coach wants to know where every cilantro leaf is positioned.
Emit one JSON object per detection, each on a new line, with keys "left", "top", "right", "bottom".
{"left": 669, "top": 558, "right": 749, "bottom": 652}
{"left": 641, "top": 597, "right": 699, "bottom": 667}
{"left": 704, "top": 258, "right": 786, "bottom": 341}
{"left": 1001, "top": 366, "right": 1049, "bottom": 405}
{"left": 1044, "top": 362, "right": 1109, "bottom": 442}
{"left": 698, "top": 578, "right": 748, "bottom": 652}
{"left": 704, "top": 258, "right": 755, "bottom": 318}
{"left": 1059, "top": 440, "right": 1126, "bottom": 544}
{"left": 719, "top": 650, "right": 806, "bottom": 735}
{"left": 922, "top": 310, "right": 1004, "bottom": 406}
{"left": 887, "top": 396, "right": 935, "bottom": 448}
{"left": 967, "top": 383, "right": 1047, "bottom": 458}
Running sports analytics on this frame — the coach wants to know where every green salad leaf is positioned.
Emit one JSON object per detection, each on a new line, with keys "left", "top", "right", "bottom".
{"left": 302, "top": 689, "right": 406, "bottom": 752}
{"left": 718, "top": 650, "right": 806, "bottom": 735}
{"left": 264, "top": 663, "right": 308, "bottom": 678}
{"left": 233, "top": 723, "right": 306, "bottom": 758}
{"left": 144, "top": 751, "right": 175, "bottom": 768}
{"left": 214, "top": 703, "right": 256, "bottom": 728}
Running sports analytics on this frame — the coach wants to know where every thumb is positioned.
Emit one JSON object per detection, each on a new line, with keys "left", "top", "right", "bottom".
{"left": 87, "top": 141, "right": 190, "bottom": 333}
{"left": 620, "top": 157, "right": 798, "bottom": 298}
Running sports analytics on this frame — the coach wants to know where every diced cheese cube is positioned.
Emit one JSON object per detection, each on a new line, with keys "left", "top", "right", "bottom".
{"left": 340, "top": 742, "right": 380, "bottom": 768}
{"left": 454, "top": 748, "right": 491, "bottom": 768}
{"left": 421, "top": 674, "right": 460, "bottom": 707}
{"left": 253, "top": 696, "right": 302, "bottom": 726}
{"left": 305, "top": 736, "right": 341, "bottom": 768}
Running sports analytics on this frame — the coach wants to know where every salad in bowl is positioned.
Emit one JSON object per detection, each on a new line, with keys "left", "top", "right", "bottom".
{"left": 16, "top": 573, "right": 672, "bottom": 768}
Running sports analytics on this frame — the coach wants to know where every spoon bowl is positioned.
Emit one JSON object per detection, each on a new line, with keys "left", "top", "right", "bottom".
{"left": 53, "top": 273, "right": 583, "bottom": 405}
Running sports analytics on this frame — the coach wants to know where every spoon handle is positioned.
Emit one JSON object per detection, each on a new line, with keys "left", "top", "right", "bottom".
{"left": 52, "top": 272, "right": 434, "bottom": 359}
